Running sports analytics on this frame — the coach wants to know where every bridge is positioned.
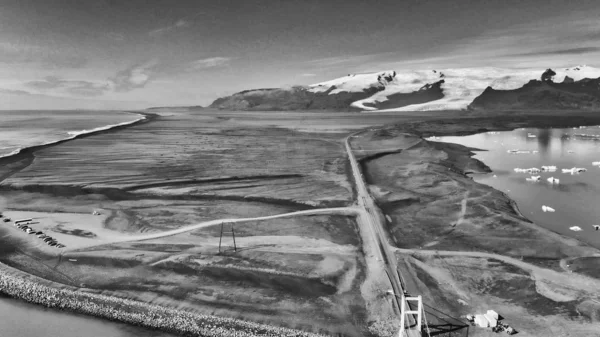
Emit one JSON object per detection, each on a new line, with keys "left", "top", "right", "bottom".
{"left": 345, "top": 133, "right": 425, "bottom": 337}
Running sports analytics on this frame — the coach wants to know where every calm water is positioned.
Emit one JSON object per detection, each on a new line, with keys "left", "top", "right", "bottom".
{"left": 0, "top": 110, "right": 141, "bottom": 158}
{"left": 0, "top": 295, "right": 176, "bottom": 337}
{"left": 436, "top": 126, "right": 600, "bottom": 248}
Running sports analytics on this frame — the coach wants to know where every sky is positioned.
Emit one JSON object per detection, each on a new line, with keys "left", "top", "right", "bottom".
{"left": 1, "top": 0, "right": 600, "bottom": 110}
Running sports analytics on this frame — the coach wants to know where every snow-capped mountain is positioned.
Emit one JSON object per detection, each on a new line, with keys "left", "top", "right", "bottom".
{"left": 209, "top": 65, "right": 600, "bottom": 111}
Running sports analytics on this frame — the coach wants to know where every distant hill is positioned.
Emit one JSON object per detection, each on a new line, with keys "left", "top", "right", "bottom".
{"left": 209, "top": 72, "right": 397, "bottom": 111}
{"left": 468, "top": 72, "right": 600, "bottom": 111}
{"left": 208, "top": 65, "right": 600, "bottom": 112}
{"left": 146, "top": 106, "right": 204, "bottom": 112}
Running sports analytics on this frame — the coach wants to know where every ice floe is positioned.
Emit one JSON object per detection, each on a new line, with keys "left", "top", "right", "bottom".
{"left": 592, "top": 161, "right": 600, "bottom": 166}
{"left": 542, "top": 205, "right": 555, "bottom": 212}
{"left": 514, "top": 167, "right": 541, "bottom": 173}
{"left": 572, "top": 133, "right": 600, "bottom": 140}
{"left": 562, "top": 167, "right": 587, "bottom": 174}
{"left": 507, "top": 149, "right": 531, "bottom": 154}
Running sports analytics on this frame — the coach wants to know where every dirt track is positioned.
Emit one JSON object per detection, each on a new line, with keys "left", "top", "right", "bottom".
{"left": 64, "top": 206, "right": 358, "bottom": 251}
{"left": 395, "top": 247, "right": 600, "bottom": 300}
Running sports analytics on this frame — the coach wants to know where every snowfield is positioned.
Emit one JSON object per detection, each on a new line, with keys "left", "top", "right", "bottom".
{"left": 308, "top": 65, "right": 600, "bottom": 111}
{"left": 308, "top": 70, "right": 396, "bottom": 95}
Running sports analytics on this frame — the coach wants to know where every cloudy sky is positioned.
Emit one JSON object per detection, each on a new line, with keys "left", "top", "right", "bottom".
{"left": 1, "top": 0, "right": 599, "bottom": 110}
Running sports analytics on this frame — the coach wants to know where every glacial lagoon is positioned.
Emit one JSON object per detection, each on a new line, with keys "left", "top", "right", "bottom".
{"left": 436, "top": 126, "right": 600, "bottom": 248}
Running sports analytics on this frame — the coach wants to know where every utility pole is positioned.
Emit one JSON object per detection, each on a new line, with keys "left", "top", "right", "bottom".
{"left": 218, "top": 222, "right": 237, "bottom": 253}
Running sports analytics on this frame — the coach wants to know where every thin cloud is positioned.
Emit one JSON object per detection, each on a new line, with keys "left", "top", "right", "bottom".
{"left": 300, "top": 73, "right": 317, "bottom": 77}
{"left": 189, "top": 57, "right": 231, "bottom": 70}
{"left": 0, "top": 88, "right": 33, "bottom": 96}
{"left": 109, "top": 60, "right": 158, "bottom": 92}
{"left": 149, "top": 18, "right": 192, "bottom": 37}
{"left": 0, "top": 42, "right": 44, "bottom": 54}
{"left": 0, "top": 88, "right": 66, "bottom": 99}
{"left": 66, "top": 82, "right": 109, "bottom": 97}
{"left": 26, "top": 76, "right": 66, "bottom": 90}
{"left": 505, "top": 47, "right": 600, "bottom": 57}
{"left": 435, "top": 17, "right": 600, "bottom": 69}
{"left": 0, "top": 41, "right": 87, "bottom": 69}
{"left": 305, "top": 55, "right": 374, "bottom": 67}
{"left": 42, "top": 54, "right": 88, "bottom": 69}
{"left": 25, "top": 76, "right": 109, "bottom": 97}
{"left": 106, "top": 32, "right": 125, "bottom": 42}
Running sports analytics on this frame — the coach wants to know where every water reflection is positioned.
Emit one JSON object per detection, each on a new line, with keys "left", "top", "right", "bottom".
{"left": 536, "top": 129, "right": 551, "bottom": 155}
{"left": 437, "top": 125, "right": 600, "bottom": 248}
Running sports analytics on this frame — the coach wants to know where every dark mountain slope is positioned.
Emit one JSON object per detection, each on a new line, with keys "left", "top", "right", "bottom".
{"left": 469, "top": 73, "right": 600, "bottom": 111}
{"left": 209, "top": 85, "right": 383, "bottom": 111}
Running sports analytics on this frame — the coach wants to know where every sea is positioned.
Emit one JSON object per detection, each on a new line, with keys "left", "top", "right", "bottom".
{"left": 435, "top": 125, "right": 600, "bottom": 249}
{"left": 0, "top": 110, "right": 144, "bottom": 158}
{"left": 0, "top": 294, "right": 175, "bottom": 337}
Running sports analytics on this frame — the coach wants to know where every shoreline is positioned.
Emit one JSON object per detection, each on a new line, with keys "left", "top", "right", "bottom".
{"left": 3, "top": 110, "right": 600, "bottom": 335}
{"left": 0, "top": 260, "right": 325, "bottom": 337}
{"left": 0, "top": 111, "right": 157, "bottom": 166}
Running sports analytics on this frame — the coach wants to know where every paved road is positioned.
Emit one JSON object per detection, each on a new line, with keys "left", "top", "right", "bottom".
{"left": 345, "top": 134, "right": 421, "bottom": 336}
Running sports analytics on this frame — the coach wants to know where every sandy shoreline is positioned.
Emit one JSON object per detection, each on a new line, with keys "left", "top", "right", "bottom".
{"left": 0, "top": 111, "right": 156, "bottom": 165}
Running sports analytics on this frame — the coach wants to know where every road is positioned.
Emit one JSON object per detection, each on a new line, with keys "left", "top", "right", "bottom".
{"left": 63, "top": 207, "right": 357, "bottom": 252}
{"left": 345, "top": 134, "right": 421, "bottom": 336}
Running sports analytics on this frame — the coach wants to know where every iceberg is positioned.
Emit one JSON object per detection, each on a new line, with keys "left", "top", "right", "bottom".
{"left": 542, "top": 205, "right": 555, "bottom": 212}
{"left": 562, "top": 167, "right": 587, "bottom": 174}
{"left": 507, "top": 149, "right": 531, "bottom": 154}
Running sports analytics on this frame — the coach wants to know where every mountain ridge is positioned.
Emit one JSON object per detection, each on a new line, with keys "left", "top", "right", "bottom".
{"left": 206, "top": 65, "right": 600, "bottom": 112}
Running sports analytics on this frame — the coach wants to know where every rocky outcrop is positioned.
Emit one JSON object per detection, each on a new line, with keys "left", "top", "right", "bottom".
{"left": 469, "top": 72, "right": 600, "bottom": 111}
{"left": 541, "top": 68, "right": 557, "bottom": 82}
